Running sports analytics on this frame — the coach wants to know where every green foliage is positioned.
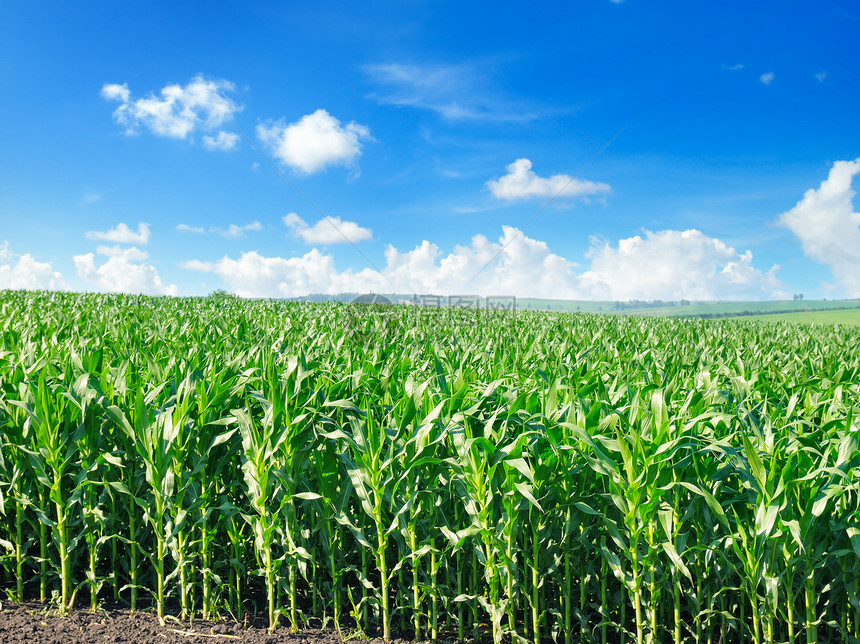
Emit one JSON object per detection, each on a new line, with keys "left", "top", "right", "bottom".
{"left": 1, "top": 291, "right": 859, "bottom": 644}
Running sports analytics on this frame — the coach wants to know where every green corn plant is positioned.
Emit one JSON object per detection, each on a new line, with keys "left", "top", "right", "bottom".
{"left": 446, "top": 387, "right": 540, "bottom": 644}
{"left": 567, "top": 390, "right": 685, "bottom": 644}
{"left": 0, "top": 360, "right": 38, "bottom": 603}
{"left": 308, "top": 425, "right": 352, "bottom": 633}
{"left": 0, "top": 289, "right": 859, "bottom": 642}
{"left": 233, "top": 402, "right": 288, "bottom": 633}
{"left": 105, "top": 385, "right": 177, "bottom": 624}
{"left": 326, "top": 399, "right": 397, "bottom": 638}
{"left": 11, "top": 365, "right": 90, "bottom": 613}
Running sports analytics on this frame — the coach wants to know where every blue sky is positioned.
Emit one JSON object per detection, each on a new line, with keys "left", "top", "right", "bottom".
{"left": 2, "top": 1, "right": 859, "bottom": 300}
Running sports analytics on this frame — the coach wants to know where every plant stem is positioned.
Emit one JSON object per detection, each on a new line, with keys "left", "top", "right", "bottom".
{"left": 15, "top": 501, "right": 23, "bottom": 602}
{"left": 457, "top": 551, "right": 464, "bottom": 643}
{"left": 129, "top": 498, "right": 138, "bottom": 613}
{"left": 532, "top": 520, "right": 540, "bottom": 644}
{"left": 290, "top": 560, "right": 298, "bottom": 633}
{"left": 601, "top": 551, "right": 608, "bottom": 644}
{"left": 431, "top": 546, "right": 438, "bottom": 641}
{"left": 265, "top": 542, "right": 275, "bottom": 632}
{"left": 411, "top": 525, "right": 421, "bottom": 640}
{"left": 805, "top": 569, "right": 817, "bottom": 644}
{"left": 377, "top": 526, "right": 390, "bottom": 640}
{"left": 40, "top": 493, "right": 48, "bottom": 603}
{"left": 55, "top": 501, "right": 70, "bottom": 612}
{"left": 564, "top": 550, "right": 571, "bottom": 644}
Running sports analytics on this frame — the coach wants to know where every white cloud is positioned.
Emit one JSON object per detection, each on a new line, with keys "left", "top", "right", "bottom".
{"left": 74, "top": 251, "right": 177, "bottom": 296}
{"left": 0, "top": 243, "right": 68, "bottom": 291}
{"left": 182, "top": 226, "right": 779, "bottom": 300}
{"left": 202, "top": 130, "right": 240, "bottom": 151}
{"left": 221, "top": 221, "right": 262, "bottom": 239}
{"left": 176, "top": 221, "right": 262, "bottom": 238}
{"left": 364, "top": 62, "right": 545, "bottom": 122}
{"left": 486, "top": 158, "right": 611, "bottom": 202}
{"left": 579, "top": 230, "right": 782, "bottom": 301}
{"left": 257, "top": 109, "right": 371, "bottom": 174}
{"left": 101, "top": 83, "right": 130, "bottom": 103}
{"left": 760, "top": 72, "right": 775, "bottom": 85}
{"left": 815, "top": 71, "right": 827, "bottom": 82}
{"left": 82, "top": 193, "right": 104, "bottom": 205}
{"left": 778, "top": 159, "right": 860, "bottom": 296}
{"left": 283, "top": 213, "right": 373, "bottom": 244}
{"left": 181, "top": 250, "right": 380, "bottom": 298}
{"left": 85, "top": 222, "right": 150, "bottom": 245}
{"left": 96, "top": 245, "right": 148, "bottom": 260}
{"left": 176, "top": 224, "right": 205, "bottom": 234}
{"left": 101, "top": 75, "right": 241, "bottom": 142}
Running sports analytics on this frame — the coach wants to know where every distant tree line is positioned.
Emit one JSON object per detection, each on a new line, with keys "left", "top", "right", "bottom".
{"left": 612, "top": 299, "right": 692, "bottom": 310}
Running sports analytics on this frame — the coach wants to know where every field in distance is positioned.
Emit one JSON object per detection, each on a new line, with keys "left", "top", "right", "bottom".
{"left": 515, "top": 297, "right": 860, "bottom": 320}
{"left": 293, "top": 293, "right": 860, "bottom": 321}
{"left": 725, "top": 307, "right": 860, "bottom": 325}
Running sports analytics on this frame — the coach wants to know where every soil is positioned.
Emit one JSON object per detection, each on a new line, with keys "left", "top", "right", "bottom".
{"left": 0, "top": 601, "right": 449, "bottom": 644}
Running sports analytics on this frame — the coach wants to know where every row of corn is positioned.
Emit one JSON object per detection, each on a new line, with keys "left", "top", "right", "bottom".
{"left": 0, "top": 290, "right": 859, "bottom": 644}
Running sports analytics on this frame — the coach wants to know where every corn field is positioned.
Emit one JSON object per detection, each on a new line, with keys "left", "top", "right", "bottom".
{"left": 1, "top": 290, "right": 859, "bottom": 644}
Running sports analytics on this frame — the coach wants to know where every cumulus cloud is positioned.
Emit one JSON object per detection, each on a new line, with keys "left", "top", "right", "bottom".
{"left": 257, "top": 109, "right": 371, "bottom": 174}
{"left": 176, "top": 221, "right": 262, "bottom": 238}
{"left": 486, "top": 158, "right": 611, "bottom": 202}
{"left": 101, "top": 75, "right": 241, "bottom": 144}
{"left": 101, "top": 83, "right": 130, "bottom": 103}
{"left": 182, "top": 226, "right": 778, "bottom": 300}
{"left": 74, "top": 249, "right": 177, "bottom": 296}
{"left": 579, "top": 230, "right": 782, "bottom": 301}
{"left": 202, "top": 130, "right": 240, "bottom": 151}
{"left": 0, "top": 242, "right": 68, "bottom": 291}
{"left": 779, "top": 159, "right": 860, "bottom": 296}
{"left": 86, "top": 222, "right": 151, "bottom": 245}
{"left": 283, "top": 213, "right": 373, "bottom": 244}
{"left": 760, "top": 72, "right": 775, "bottom": 85}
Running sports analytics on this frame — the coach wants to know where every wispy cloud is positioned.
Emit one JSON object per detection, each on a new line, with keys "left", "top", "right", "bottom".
{"left": 363, "top": 61, "right": 549, "bottom": 122}
{"left": 82, "top": 192, "right": 104, "bottom": 205}
{"left": 815, "top": 71, "right": 827, "bottom": 82}
{"left": 176, "top": 224, "right": 205, "bottom": 234}
{"left": 760, "top": 72, "right": 775, "bottom": 85}
{"left": 722, "top": 63, "right": 745, "bottom": 71}
{"left": 176, "top": 221, "right": 262, "bottom": 238}
{"left": 202, "top": 130, "right": 240, "bottom": 151}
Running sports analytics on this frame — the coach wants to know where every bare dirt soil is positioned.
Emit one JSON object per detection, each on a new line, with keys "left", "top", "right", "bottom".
{"left": 0, "top": 601, "right": 439, "bottom": 644}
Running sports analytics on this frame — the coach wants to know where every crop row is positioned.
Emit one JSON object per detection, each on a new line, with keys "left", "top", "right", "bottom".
{"left": 0, "top": 291, "right": 859, "bottom": 644}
